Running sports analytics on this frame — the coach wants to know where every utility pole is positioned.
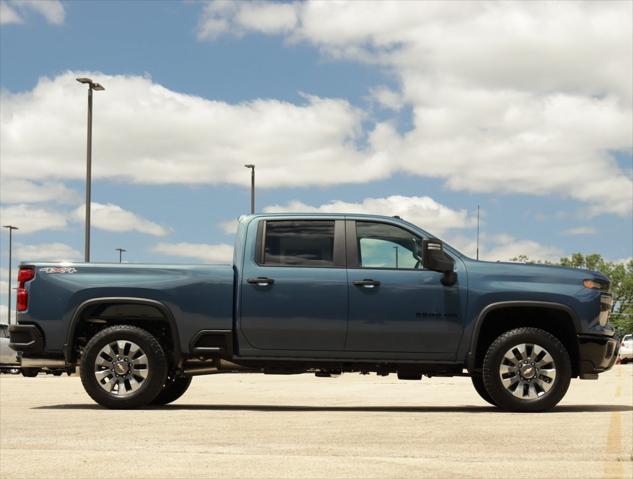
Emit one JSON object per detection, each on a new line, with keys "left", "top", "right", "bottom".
{"left": 76, "top": 77, "right": 105, "bottom": 262}
{"left": 115, "top": 248, "right": 126, "bottom": 263}
{"left": 2, "top": 225, "right": 18, "bottom": 325}
{"left": 476, "top": 205, "right": 480, "bottom": 261}
{"left": 393, "top": 246, "right": 399, "bottom": 269}
{"left": 244, "top": 164, "right": 255, "bottom": 214}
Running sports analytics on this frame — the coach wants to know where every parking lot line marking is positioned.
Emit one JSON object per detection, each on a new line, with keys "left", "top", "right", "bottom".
{"left": 603, "top": 368, "right": 625, "bottom": 479}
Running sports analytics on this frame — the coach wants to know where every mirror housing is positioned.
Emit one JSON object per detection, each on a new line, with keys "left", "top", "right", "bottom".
{"left": 423, "top": 239, "right": 457, "bottom": 286}
{"left": 422, "top": 239, "right": 454, "bottom": 273}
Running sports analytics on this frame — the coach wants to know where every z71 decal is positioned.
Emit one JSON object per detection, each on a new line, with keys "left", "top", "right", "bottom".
{"left": 39, "top": 267, "right": 78, "bottom": 274}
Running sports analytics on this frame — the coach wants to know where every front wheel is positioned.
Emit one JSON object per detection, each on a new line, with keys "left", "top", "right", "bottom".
{"left": 80, "top": 325, "right": 168, "bottom": 409}
{"left": 482, "top": 327, "right": 571, "bottom": 412}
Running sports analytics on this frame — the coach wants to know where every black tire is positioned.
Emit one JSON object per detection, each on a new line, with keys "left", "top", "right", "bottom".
{"left": 471, "top": 374, "right": 497, "bottom": 406}
{"left": 482, "top": 327, "right": 571, "bottom": 412}
{"left": 21, "top": 367, "right": 39, "bottom": 377}
{"left": 152, "top": 375, "right": 192, "bottom": 405}
{"left": 52, "top": 371, "right": 63, "bottom": 376}
{"left": 80, "top": 325, "right": 168, "bottom": 409}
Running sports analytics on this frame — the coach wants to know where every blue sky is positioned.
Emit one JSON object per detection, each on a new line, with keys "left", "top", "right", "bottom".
{"left": 1, "top": 1, "right": 632, "bottom": 321}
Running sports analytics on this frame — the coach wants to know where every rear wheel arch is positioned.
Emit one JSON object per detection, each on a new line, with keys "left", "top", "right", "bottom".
{"left": 469, "top": 302, "right": 580, "bottom": 377}
{"left": 65, "top": 297, "right": 181, "bottom": 364}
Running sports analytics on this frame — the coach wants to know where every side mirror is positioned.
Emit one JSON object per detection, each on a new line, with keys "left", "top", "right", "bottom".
{"left": 422, "top": 239, "right": 454, "bottom": 273}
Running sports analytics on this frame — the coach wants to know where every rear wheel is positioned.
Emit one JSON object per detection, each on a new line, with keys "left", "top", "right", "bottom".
{"left": 471, "top": 374, "right": 497, "bottom": 406}
{"left": 80, "top": 325, "right": 168, "bottom": 409}
{"left": 21, "top": 367, "right": 39, "bottom": 377}
{"left": 152, "top": 375, "right": 192, "bottom": 405}
{"left": 482, "top": 327, "right": 571, "bottom": 412}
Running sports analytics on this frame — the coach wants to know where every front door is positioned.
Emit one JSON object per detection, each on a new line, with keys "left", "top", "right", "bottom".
{"left": 239, "top": 219, "right": 348, "bottom": 353}
{"left": 345, "top": 220, "right": 464, "bottom": 357}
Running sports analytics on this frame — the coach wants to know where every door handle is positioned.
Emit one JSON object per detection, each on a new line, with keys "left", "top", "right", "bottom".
{"left": 352, "top": 279, "right": 381, "bottom": 288}
{"left": 247, "top": 277, "right": 275, "bottom": 286}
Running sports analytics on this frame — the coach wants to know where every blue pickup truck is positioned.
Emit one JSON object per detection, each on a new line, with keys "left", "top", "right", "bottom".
{"left": 9, "top": 214, "right": 618, "bottom": 411}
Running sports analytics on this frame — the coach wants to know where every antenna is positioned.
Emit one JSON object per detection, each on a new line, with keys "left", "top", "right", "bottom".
{"left": 476, "top": 205, "right": 480, "bottom": 260}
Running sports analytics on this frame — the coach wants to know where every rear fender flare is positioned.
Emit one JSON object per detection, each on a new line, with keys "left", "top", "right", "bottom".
{"left": 64, "top": 297, "right": 181, "bottom": 362}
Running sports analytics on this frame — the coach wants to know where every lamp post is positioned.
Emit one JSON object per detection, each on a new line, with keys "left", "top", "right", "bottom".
{"left": 76, "top": 77, "right": 105, "bottom": 263}
{"left": 393, "top": 246, "right": 399, "bottom": 269}
{"left": 244, "top": 164, "right": 255, "bottom": 214}
{"left": 115, "top": 248, "right": 126, "bottom": 263}
{"left": 2, "top": 225, "right": 18, "bottom": 325}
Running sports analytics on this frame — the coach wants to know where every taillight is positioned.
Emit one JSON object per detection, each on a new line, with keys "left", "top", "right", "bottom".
{"left": 16, "top": 267, "right": 35, "bottom": 312}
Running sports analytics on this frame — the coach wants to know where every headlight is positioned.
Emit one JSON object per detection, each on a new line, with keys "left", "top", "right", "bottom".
{"left": 583, "top": 279, "right": 610, "bottom": 291}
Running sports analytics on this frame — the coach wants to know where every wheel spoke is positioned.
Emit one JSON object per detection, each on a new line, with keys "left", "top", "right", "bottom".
{"left": 133, "top": 354, "right": 148, "bottom": 367}
{"left": 94, "top": 369, "right": 112, "bottom": 382}
{"left": 128, "top": 342, "right": 141, "bottom": 359}
{"left": 95, "top": 353, "right": 111, "bottom": 368}
{"left": 128, "top": 377, "right": 142, "bottom": 392}
{"left": 527, "top": 383, "right": 539, "bottom": 399}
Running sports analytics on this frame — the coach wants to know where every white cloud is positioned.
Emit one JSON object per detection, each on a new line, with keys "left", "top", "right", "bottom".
{"left": 218, "top": 219, "right": 238, "bottom": 235}
{"left": 198, "top": 1, "right": 299, "bottom": 40}
{"left": 152, "top": 242, "right": 234, "bottom": 263}
{"left": 0, "top": 204, "right": 68, "bottom": 233}
{"left": 198, "top": 1, "right": 633, "bottom": 216}
{"left": 562, "top": 226, "right": 597, "bottom": 236}
{"left": 0, "top": 0, "right": 64, "bottom": 25}
{"left": 0, "top": 1, "right": 22, "bottom": 24}
{"left": 481, "top": 234, "right": 562, "bottom": 263}
{"left": 71, "top": 203, "right": 170, "bottom": 236}
{"left": 368, "top": 86, "right": 404, "bottom": 111}
{"left": 264, "top": 195, "right": 475, "bottom": 234}
{"left": 14, "top": 242, "right": 82, "bottom": 262}
{"left": 0, "top": 179, "right": 79, "bottom": 204}
{"left": 1, "top": 72, "right": 390, "bottom": 188}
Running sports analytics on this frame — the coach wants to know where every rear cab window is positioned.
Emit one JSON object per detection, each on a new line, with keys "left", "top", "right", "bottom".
{"left": 260, "top": 220, "right": 336, "bottom": 267}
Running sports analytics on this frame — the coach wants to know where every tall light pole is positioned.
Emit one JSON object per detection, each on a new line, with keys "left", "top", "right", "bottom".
{"left": 76, "top": 77, "right": 105, "bottom": 263}
{"left": 2, "top": 225, "right": 18, "bottom": 325}
{"left": 244, "top": 164, "right": 255, "bottom": 214}
{"left": 115, "top": 248, "right": 126, "bottom": 263}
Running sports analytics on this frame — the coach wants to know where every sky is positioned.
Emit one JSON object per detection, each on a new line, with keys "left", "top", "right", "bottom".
{"left": 0, "top": 0, "right": 632, "bottom": 322}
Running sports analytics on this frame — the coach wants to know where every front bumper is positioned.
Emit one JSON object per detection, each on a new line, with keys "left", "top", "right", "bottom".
{"left": 578, "top": 334, "right": 619, "bottom": 378}
{"left": 8, "top": 324, "right": 44, "bottom": 354}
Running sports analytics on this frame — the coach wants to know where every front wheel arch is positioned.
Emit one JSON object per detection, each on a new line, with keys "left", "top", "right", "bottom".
{"left": 468, "top": 303, "right": 580, "bottom": 377}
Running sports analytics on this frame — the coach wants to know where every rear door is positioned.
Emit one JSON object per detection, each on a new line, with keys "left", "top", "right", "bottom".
{"left": 239, "top": 219, "right": 348, "bottom": 354}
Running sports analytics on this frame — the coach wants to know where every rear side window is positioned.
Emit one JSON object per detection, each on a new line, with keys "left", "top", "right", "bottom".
{"left": 263, "top": 220, "right": 335, "bottom": 267}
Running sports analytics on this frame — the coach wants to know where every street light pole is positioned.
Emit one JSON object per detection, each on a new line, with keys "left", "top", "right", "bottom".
{"left": 2, "top": 225, "right": 18, "bottom": 325}
{"left": 115, "top": 248, "right": 126, "bottom": 263}
{"left": 244, "top": 164, "right": 255, "bottom": 214}
{"left": 76, "top": 77, "right": 105, "bottom": 263}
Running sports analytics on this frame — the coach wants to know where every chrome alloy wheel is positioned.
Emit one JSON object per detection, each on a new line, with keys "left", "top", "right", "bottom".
{"left": 94, "top": 340, "right": 149, "bottom": 397}
{"left": 499, "top": 343, "right": 557, "bottom": 400}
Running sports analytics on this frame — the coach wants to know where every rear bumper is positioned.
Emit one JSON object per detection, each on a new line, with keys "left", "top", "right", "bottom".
{"left": 8, "top": 324, "right": 44, "bottom": 354}
{"left": 578, "top": 334, "right": 619, "bottom": 377}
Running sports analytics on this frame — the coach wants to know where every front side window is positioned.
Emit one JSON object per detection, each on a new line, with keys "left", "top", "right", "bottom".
{"left": 263, "top": 220, "right": 335, "bottom": 267}
{"left": 356, "top": 221, "right": 423, "bottom": 269}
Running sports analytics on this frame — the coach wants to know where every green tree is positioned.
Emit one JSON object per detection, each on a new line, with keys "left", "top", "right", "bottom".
{"left": 510, "top": 253, "right": 633, "bottom": 334}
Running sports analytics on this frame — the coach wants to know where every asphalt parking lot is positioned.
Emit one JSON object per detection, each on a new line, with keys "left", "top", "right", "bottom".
{"left": 1, "top": 366, "right": 631, "bottom": 479}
